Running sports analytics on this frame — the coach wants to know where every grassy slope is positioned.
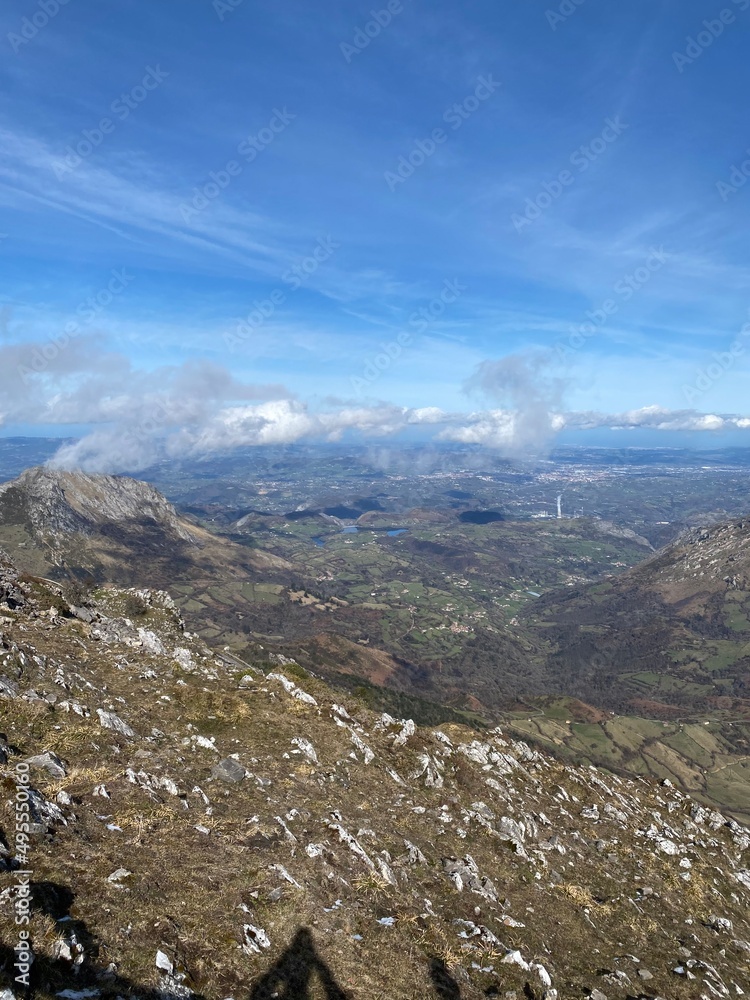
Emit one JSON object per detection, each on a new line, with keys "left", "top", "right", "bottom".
{"left": 1, "top": 571, "right": 750, "bottom": 998}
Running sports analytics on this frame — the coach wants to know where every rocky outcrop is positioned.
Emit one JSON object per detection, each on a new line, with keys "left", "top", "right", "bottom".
{"left": 0, "top": 550, "right": 26, "bottom": 611}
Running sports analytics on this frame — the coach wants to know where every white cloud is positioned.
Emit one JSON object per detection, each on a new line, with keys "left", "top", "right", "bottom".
{"left": 45, "top": 399, "right": 750, "bottom": 474}
{"left": 439, "top": 404, "right": 750, "bottom": 447}
{"left": 48, "top": 400, "right": 451, "bottom": 473}
{"left": 4, "top": 333, "right": 750, "bottom": 474}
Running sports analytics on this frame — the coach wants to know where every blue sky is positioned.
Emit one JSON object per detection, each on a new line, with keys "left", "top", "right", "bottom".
{"left": 1, "top": 0, "right": 750, "bottom": 466}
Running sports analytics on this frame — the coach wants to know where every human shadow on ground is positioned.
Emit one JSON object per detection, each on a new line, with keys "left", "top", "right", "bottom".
{"left": 428, "top": 957, "right": 462, "bottom": 999}
{"left": 0, "top": 882, "right": 469, "bottom": 999}
{"left": 249, "top": 927, "right": 352, "bottom": 999}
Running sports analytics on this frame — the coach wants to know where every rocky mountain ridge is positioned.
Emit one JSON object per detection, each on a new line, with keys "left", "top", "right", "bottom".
{"left": 0, "top": 467, "right": 196, "bottom": 541}
{"left": 0, "top": 466, "right": 289, "bottom": 587}
{"left": 0, "top": 550, "right": 749, "bottom": 998}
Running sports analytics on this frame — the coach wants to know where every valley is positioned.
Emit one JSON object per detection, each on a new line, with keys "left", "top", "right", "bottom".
{"left": 1, "top": 441, "right": 750, "bottom": 823}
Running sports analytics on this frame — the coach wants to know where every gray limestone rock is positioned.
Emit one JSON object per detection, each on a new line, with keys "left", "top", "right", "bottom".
{"left": 211, "top": 758, "right": 247, "bottom": 783}
{"left": 25, "top": 750, "right": 67, "bottom": 779}
{"left": 97, "top": 709, "right": 136, "bottom": 738}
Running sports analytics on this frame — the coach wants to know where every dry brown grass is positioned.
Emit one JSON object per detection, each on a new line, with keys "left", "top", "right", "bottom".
{"left": 44, "top": 723, "right": 97, "bottom": 757}
{"left": 352, "top": 872, "right": 392, "bottom": 901}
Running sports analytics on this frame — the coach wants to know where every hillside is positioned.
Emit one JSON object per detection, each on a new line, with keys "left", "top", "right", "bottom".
{"left": 527, "top": 517, "right": 750, "bottom": 709}
{"left": 1, "top": 550, "right": 750, "bottom": 998}
{"left": 517, "top": 519, "right": 750, "bottom": 819}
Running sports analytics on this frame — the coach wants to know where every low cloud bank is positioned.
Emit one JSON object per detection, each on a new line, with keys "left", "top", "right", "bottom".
{"left": 2, "top": 340, "right": 748, "bottom": 474}
{"left": 47, "top": 401, "right": 750, "bottom": 473}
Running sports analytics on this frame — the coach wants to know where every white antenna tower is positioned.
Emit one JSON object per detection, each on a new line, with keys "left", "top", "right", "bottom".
{"left": 556, "top": 494, "right": 563, "bottom": 519}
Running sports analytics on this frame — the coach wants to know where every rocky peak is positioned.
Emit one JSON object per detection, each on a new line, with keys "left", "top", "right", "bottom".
{"left": 0, "top": 465, "right": 195, "bottom": 541}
